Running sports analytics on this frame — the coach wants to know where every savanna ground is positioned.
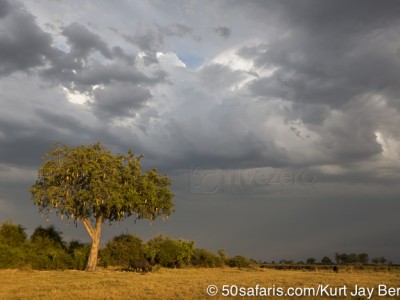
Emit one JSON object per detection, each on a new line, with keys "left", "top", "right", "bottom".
{"left": 0, "top": 267, "right": 399, "bottom": 299}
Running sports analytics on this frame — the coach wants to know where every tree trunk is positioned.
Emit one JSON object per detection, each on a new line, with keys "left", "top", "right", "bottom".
{"left": 82, "top": 215, "right": 103, "bottom": 272}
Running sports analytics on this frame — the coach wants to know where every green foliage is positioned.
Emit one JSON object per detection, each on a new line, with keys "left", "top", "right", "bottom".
{"left": 0, "top": 244, "right": 28, "bottom": 269}
{"left": 68, "top": 240, "right": 87, "bottom": 254}
{"left": 227, "top": 255, "right": 253, "bottom": 268}
{"left": 358, "top": 253, "right": 369, "bottom": 265}
{"left": 306, "top": 257, "right": 316, "bottom": 264}
{"left": 66, "top": 240, "right": 90, "bottom": 270}
{"left": 99, "top": 234, "right": 144, "bottom": 267}
{"left": 0, "top": 222, "right": 28, "bottom": 268}
{"left": 334, "top": 252, "right": 369, "bottom": 265}
{"left": 27, "top": 225, "right": 72, "bottom": 270}
{"left": 0, "top": 222, "right": 27, "bottom": 247}
{"left": 372, "top": 256, "right": 387, "bottom": 265}
{"left": 217, "top": 249, "right": 227, "bottom": 263}
{"left": 26, "top": 245, "right": 72, "bottom": 270}
{"left": 30, "top": 225, "right": 65, "bottom": 248}
{"left": 70, "top": 244, "right": 90, "bottom": 270}
{"left": 192, "top": 248, "right": 224, "bottom": 267}
{"left": 30, "top": 142, "right": 175, "bottom": 271}
{"left": 146, "top": 235, "right": 194, "bottom": 267}
{"left": 321, "top": 256, "right": 333, "bottom": 264}
{"left": 30, "top": 142, "right": 175, "bottom": 224}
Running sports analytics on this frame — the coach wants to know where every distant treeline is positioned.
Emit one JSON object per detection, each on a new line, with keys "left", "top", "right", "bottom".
{"left": 0, "top": 222, "right": 255, "bottom": 271}
{"left": 265, "top": 252, "right": 392, "bottom": 266}
{"left": 334, "top": 252, "right": 389, "bottom": 265}
{"left": 0, "top": 222, "right": 392, "bottom": 271}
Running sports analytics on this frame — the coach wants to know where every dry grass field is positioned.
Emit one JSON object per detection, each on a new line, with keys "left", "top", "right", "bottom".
{"left": 0, "top": 267, "right": 399, "bottom": 299}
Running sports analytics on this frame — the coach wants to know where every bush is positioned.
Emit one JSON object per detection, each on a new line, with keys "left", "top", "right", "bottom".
{"left": 68, "top": 240, "right": 90, "bottom": 270}
{"left": 191, "top": 248, "right": 224, "bottom": 267}
{"left": 146, "top": 235, "right": 194, "bottom": 268}
{"left": 26, "top": 244, "right": 72, "bottom": 270}
{"left": 321, "top": 256, "right": 333, "bottom": 264}
{"left": 30, "top": 225, "right": 65, "bottom": 248}
{"left": 0, "top": 244, "right": 28, "bottom": 269}
{"left": 306, "top": 257, "right": 316, "bottom": 264}
{"left": 99, "top": 234, "right": 144, "bottom": 267}
{"left": 0, "top": 222, "right": 27, "bottom": 247}
{"left": 227, "top": 255, "right": 253, "bottom": 268}
{"left": 0, "top": 222, "right": 29, "bottom": 269}
{"left": 27, "top": 225, "right": 72, "bottom": 270}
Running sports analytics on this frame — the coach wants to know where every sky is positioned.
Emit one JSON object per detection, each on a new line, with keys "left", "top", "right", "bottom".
{"left": 1, "top": 0, "right": 400, "bottom": 263}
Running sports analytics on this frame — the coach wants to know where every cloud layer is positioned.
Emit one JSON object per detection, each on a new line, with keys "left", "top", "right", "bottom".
{"left": 1, "top": 0, "right": 400, "bottom": 262}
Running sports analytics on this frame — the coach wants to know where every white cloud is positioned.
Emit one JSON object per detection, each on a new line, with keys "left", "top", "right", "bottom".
{"left": 62, "top": 86, "right": 93, "bottom": 104}
{"left": 156, "top": 51, "right": 186, "bottom": 68}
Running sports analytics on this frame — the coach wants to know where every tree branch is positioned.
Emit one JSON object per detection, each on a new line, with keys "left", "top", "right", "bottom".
{"left": 81, "top": 217, "right": 94, "bottom": 239}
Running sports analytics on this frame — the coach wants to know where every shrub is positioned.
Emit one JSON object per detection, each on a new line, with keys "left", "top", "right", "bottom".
{"left": 27, "top": 225, "right": 72, "bottom": 270}
{"left": 68, "top": 240, "right": 90, "bottom": 270}
{"left": 146, "top": 235, "right": 194, "bottom": 268}
{"left": 227, "top": 255, "right": 253, "bottom": 268}
{"left": 99, "top": 234, "right": 144, "bottom": 267}
{"left": 321, "top": 256, "right": 333, "bottom": 264}
{"left": 191, "top": 248, "right": 224, "bottom": 267}
{"left": 0, "top": 222, "right": 27, "bottom": 247}
{"left": 30, "top": 225, "right": 65, "bottom": 249}
{"left": 0, "top": 222, "right": 28, "bottom": 269}
{"left": 26, "top": 243, "right": 72, "bottom": 270}
{"left": 306, "top": 257, "right": 316, "bottom": 264}
{"left": 0, "top": 244, "right": 28, "bottom": 269}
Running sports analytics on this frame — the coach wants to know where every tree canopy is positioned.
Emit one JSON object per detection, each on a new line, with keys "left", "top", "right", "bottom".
{"left": 30, "top": 142, "right": 174, "bottom": 271}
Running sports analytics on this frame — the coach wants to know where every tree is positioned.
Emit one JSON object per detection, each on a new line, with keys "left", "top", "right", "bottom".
{"left": 30, "top": 225, "right": 65, "bottom": 248}
{"left": 0, "top": 222, "right": 28, "bottom": 268}
{"left": 217, "top": 249, "right": 227, "bottom": 265}
{"left": 306, "top": 257, "right": 316, "bottom": 264}
{"left": 358, "top": 253, "right": 369, "bottom": 265}
{"left": 321, "top": 256, "right": 332, "bottom": 264}
{"left": 372, "top": 256, "right": 387, "bottom": 265}
{"left": 334, "top": 252, "right": 340, "bottom": 264}
{"left": 0, "top": 222, "right": 27, "bottom": 247}
{"left": 28, "top": 225, "right": 72, "bottom": 270}
{"left": 30, "top": 142, "right": 174, "bottom": 271}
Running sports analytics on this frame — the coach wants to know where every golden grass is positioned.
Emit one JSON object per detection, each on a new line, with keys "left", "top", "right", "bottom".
{"left": 0, "top": 267, "right": 399, "bottom": 299}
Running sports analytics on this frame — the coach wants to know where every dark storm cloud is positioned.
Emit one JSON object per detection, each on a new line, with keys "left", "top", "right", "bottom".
{"left": 239, "top": 1, "right": 400, "bottom": 111}
{"left": 92, "top": 84, "right": 152, "bottom": 119}
{"left": 0, "top": 0, "right": 12, "bottom": 18}
{"left": 63, "top": 61, "right": 166, "bottom": 90}
{"left": 224, "top": 0, "right": 400, "bottom": 166}
{"left": 123, "top": 28, "right": 163, "bottom": 53}
{"left": 0, "top": 0, "right": 53, "bottom": 76}
{"left": 62, "top": 22, "right": 113, "bottom": 59}
{"left": 214, "top": 26, "right": 231, "bottom": 39}
{"left": 29, "top": 20, "right": 168, "bottom": 111}
{"left": 0, "top": 109, "right": 79, "bottom": 167}
{"left": 122, "top": 23, "right": 199, "bottom": 63}
{"left": 237, "top": 0, "right": 400, "bottom": 113}
{"left": 286, "top": 103, "right": 329, "bottom": 126}
{"left": 275, "top": 0, "right": 400, "bottom": 34}
{"left": 112, "top": 46, "right": 135, "bottom": 65}
{"left": 0, "top": 104, "right": 129, "bottom": 168}
{"left": 1, "top": 0, "right": 400, "bottom": 263}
